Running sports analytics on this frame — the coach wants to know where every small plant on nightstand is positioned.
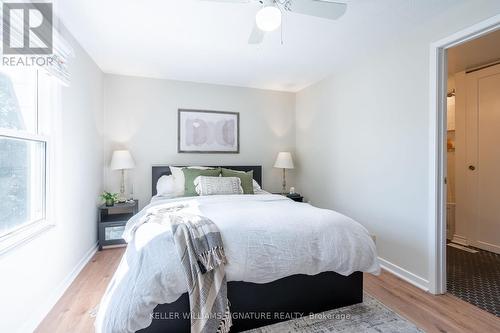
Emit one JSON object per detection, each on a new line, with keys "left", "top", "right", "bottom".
{"left": 100, "top": 191, "right": 118, "bottom": 207}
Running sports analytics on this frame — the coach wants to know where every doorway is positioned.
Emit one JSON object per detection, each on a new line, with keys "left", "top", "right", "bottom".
{"left": 446, "top": 44, "right": 500, "bottom": 316}
{"left": 429, "top": 14, "right": 500, "bottom": 315}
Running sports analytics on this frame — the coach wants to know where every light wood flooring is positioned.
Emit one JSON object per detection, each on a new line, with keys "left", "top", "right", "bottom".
{"left": 36, "top": 248, "right": 500, "bottom": 333}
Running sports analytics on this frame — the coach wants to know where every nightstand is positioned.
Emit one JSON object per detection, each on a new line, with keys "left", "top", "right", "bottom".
{"left": 98, "top": 200, "right": 138, "bottom": 250}
{"left": 273, "top": 193, "right": 304, "bottom": 202}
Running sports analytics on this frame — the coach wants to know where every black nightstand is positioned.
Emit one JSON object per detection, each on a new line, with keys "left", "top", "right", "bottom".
{"left": 273, "top": 193, "right": 304, "bottom": 202}
{"left": 98, "top": 200, "right": 138, "bottom": 250}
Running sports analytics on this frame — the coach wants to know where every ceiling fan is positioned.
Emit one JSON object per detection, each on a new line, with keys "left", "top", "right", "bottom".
{"left": 202, "top": 0, "right": 347, "bottom": 44}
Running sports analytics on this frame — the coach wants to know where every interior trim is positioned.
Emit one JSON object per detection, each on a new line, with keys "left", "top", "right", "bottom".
{"left": 378, "top": 257, "right": 429, "bottom": 291}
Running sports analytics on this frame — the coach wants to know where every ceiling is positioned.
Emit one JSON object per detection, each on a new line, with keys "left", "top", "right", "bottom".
{"left": 57, "top": 0, "right": 462, "bottom": 92}
{"left": 448, "top": 28, "right": 500, "bottom": 74}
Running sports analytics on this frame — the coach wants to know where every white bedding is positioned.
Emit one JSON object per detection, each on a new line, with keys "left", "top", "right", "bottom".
{"left": 95, "top": 194, "right": 380, "bottom": 333}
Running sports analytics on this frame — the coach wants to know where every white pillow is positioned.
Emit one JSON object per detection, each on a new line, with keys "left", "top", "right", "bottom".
{"left": 194, "top": 176, "right": 243, "bottom": 196}
{"left": 253, "top": 179, "right": 262, "bottom": 191}
{"left": 252, "top": 179, "right": 270, "bottom": 194}
{"left": 156, "top": 175, "right": 177, "bottom": 197}
{"left": 169, "top": 166, "right": 212, "bottom": 197}
{"left": 169, "top": 166, "right": 186, "bottom": 196}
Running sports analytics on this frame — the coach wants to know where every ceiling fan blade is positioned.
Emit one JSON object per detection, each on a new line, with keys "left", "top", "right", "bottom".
{"left": 288, "top": 0, "right": 347, "bottom": 20}
{"left": 248, "top": 22, "right": 265, "bottom": 44}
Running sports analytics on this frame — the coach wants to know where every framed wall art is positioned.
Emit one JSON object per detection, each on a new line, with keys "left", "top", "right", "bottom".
{"left": 178, "top": 109, "right": 240, "bottom": 153}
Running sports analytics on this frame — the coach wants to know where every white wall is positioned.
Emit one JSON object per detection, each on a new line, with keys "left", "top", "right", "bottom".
{"left": 295, "top": 2, "right": 500, "bottom": 286}
{"left": 0, "top": 25, "right": 104, "bottom": 332}
{"left": 103, "top": 75, "right": 296, "bottom": 208}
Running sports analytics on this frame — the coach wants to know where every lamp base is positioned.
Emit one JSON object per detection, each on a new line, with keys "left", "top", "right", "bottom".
{"left": 281, "top": 168, "right": 287, "bottom": 195}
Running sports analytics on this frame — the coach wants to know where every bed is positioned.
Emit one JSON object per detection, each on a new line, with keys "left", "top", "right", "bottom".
{"left": 95, "top": 166, "right": 380, "bottom": 333}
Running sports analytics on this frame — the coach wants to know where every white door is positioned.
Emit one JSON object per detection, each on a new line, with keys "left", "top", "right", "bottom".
{"left": 465, "top": 64, "right": 500, "bottom": 254}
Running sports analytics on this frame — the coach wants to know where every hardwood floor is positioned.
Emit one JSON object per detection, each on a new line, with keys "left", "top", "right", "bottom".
{"left": 35, "top": 248, "right": 123, "bottom": 333}
{"left": 36, "top": 248, "right": 500, "bottom": 333}
{"left": 365, "top": 270, "right": 500, "bottom": 333}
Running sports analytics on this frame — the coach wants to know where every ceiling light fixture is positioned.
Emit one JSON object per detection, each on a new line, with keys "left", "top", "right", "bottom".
{"left": 255, "top": 5, "right": 282, "bottom": 32}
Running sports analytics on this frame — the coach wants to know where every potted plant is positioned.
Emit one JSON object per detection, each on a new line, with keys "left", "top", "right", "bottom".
{"left": 101, "top": 191, "right": 118, "bottom": 207}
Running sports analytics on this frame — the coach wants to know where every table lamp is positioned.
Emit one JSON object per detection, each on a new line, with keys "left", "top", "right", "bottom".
{"left": 110, "top": 150, "right": 135, "bottom": 201}
{"left": 274, "top": 152, "right": 294, "bottom": 194}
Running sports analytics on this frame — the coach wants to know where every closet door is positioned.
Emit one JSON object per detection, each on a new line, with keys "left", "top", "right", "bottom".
{"left": 465, "top": 63, "right": 500, "bottom": 254}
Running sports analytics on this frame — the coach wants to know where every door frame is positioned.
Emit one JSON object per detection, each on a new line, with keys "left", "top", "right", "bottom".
{"left": 428, "top": 14, "right": 500, "bottom": 294}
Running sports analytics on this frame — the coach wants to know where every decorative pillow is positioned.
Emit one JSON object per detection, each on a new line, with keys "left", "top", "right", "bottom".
{"left": 221, "top": 168, "right": 254, "bottom": 194}
{"left": 252, "top": 179, "right": 262, "bottom": 191}
{"left": 194, "top": 176, "right": 243, "bottom": 196}
{"left": 156, "top": 175, "right": 177, "bottom": 197}
{"left": 183, "top": 167, "right": 221, "bottom": 196}
{"left": 169, "top": 166, "right": 185, "bottom": 196}
{"left": 169, "top": 166, "right": 214, "bottom": 196}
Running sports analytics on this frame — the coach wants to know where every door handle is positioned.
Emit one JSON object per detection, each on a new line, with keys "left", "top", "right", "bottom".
{"left": 468, "top": 165, "right": 476, "bottom": 171}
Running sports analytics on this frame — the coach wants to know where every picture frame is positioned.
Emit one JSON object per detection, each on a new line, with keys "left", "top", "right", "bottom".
{"left": 178, "top": 109, "right": 240, "bottom": 154}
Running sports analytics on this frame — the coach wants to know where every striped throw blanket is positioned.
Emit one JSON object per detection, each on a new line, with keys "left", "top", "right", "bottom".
{"left": 144, "top": 203, "right": 232, "bottom": 333}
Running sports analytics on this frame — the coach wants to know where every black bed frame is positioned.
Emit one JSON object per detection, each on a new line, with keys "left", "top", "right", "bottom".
{"left": 143, "top": 166, "right": 363, "bottom": 332}
{"left": 152, "top": 165, "right": 263, "bottom": 197}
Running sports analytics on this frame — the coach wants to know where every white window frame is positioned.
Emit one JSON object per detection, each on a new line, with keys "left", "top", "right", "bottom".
{"left": 0, "top": 69, "right": 54, "bottom": 255}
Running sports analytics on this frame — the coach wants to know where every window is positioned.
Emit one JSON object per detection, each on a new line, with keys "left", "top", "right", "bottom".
{"left": 0, "top": 67, "right": 51, "bottom": 241}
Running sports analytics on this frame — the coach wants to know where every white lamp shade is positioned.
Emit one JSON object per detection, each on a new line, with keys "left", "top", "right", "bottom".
{"left": 274, "top": 152, "right": 294, "bottom": 169}
{"left": 110, "top": 150, "right": 135, "bottom": 170}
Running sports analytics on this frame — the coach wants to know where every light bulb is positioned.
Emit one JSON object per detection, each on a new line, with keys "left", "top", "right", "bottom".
{"left": 255, "top": 6, "right": 282, "bottom": 32}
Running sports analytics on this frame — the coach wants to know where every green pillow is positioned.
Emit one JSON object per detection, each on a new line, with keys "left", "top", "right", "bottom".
{"left": 221, "top": 168, "right": 254, "bottom": 194}
{"left": 183, "top": 168, "right": 221, "bottom": 196}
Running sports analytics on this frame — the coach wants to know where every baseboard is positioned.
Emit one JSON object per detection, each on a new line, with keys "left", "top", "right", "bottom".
{"left": 451, "top": 234, "right": 467, "bottom": 246}
{"left": 378, "top": 257, "right": 429, "bottom": 291}
{"left": 21, "top": 243, "right": 98, "bottom": 333}
{"left": 452, "top": 235, "right": 500, "bottom": 254}
{"left": 472, "top": 240, "right": 500, "bottom": 254}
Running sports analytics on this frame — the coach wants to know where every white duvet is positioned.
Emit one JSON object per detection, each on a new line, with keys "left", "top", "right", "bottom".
{"left": 95, "top": 194, "right": 380, "bottom": 333}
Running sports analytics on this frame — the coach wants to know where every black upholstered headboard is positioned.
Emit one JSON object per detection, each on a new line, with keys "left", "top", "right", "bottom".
{"left": 152, "top": 165, "right": 262, "bottom": 196}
